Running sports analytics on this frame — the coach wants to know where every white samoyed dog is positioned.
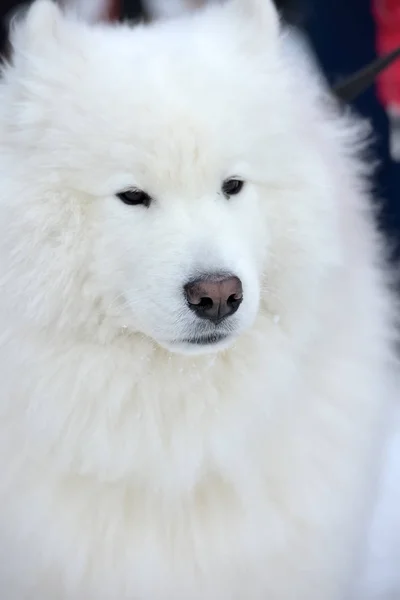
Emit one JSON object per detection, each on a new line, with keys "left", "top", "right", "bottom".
{"left": 0, "top": 1, "right": 398, "bottom": 598}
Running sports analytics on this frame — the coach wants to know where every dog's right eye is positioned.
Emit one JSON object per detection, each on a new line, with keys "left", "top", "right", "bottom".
{"left": 116, "top": 189, "right": 152, "bottom": 207}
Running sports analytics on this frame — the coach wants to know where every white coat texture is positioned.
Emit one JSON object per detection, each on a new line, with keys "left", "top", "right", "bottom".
{"left": 0, "top": 1, "right": 398, "bottom": 598}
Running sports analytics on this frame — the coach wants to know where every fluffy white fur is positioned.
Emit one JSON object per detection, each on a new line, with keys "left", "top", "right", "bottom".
{"left": 0, "top": 1, "right": 398, "bottom": 598}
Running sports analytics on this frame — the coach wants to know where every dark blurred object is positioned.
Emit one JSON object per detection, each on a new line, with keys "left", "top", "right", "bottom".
{"left": 120, "top": 0, "right": 144, "bottom": 20}
{"left": 0, "top": 0, "right": 20, "bottom": 56}
{"left": 273, "top": 0, "right": 307, "bottom": 25}
{"left": 333, "top": 46, "right": 400, "bottom": 103}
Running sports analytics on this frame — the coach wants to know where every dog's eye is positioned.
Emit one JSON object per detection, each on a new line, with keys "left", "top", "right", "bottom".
{"left": 116, "top": 189, "right": 152, "bottom": 207}
{"left": 222, "top": 178, "right": 244, "bottom": 198}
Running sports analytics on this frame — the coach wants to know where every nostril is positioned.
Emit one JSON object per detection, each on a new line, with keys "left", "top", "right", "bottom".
{"left": 196, "top": 296, "right": 213, "bottom": 310}
{"left": 228, "top": 293, "right": 242, "bottom": 307}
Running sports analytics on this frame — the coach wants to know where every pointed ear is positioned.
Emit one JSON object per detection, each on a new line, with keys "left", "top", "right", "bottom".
{"left": 9, "top": 0, "right": 64, "bottom": 56}
{"left": 230, "top": 0, "right": 280, "bottom": 40}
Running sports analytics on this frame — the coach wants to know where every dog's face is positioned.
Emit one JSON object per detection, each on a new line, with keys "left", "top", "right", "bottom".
{"left": 96, "top": 156, "right": 265, "bottom": 354}
{"left": 92, "top": 103, "right": 266, "bottom": 354}
{"left": 82, "top": 24, "right": 270, "bottom": 354}
{"left": 0, "top": 0, "right": 340, "bottom": 355}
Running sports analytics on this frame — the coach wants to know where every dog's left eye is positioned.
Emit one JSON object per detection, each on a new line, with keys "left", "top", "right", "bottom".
{"left": 116, "top": 188, "right": 152, "bottom": 207}
{"left": 222, "top": 178, "right": 244, "bottom": 198}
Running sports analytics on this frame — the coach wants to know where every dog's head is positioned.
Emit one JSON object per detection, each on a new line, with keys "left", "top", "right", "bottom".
{"left": 0, "top": 0, "right": 343, "bottom": 355}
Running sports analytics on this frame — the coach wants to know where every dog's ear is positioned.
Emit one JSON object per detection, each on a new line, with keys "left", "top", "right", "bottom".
{"left": 230, "top": 0, "right": 280, "bottom": 45}
{"left": 9, "top": 0, "right": 65, "bottom": 56}
{"left": 231, "top": 0, "right": 279, "bottom": 31}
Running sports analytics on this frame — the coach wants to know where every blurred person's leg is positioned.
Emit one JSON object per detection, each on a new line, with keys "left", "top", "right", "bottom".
{"left": 121, "top": 0, "right": 145, "bottom": 19}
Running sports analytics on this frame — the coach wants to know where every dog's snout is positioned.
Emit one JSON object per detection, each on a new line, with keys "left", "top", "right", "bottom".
{"left": 184, "top": 274, "right": 243, "bottom": 323}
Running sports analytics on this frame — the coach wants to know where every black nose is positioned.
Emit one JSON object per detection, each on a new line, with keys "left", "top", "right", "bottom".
{"left": 184, "top": 274, "right": 243, "bottom": 323}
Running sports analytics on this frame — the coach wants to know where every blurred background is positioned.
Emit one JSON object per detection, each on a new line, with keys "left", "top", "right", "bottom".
{"left": 1, "top": 0, "right": 399, "bottom": 260}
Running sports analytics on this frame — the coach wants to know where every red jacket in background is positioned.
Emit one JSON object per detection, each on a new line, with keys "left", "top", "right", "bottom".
{"left": 373, "top": 0, "right": 400, "bottom": 110}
